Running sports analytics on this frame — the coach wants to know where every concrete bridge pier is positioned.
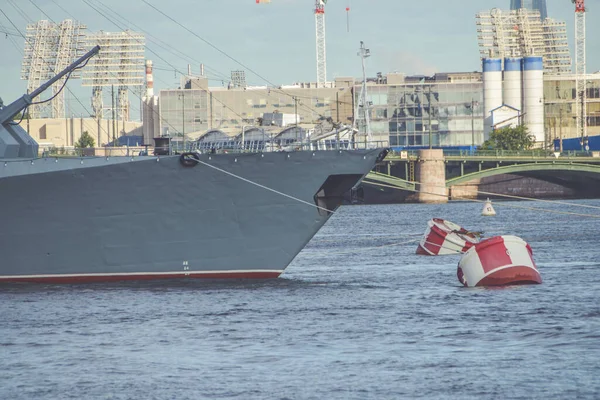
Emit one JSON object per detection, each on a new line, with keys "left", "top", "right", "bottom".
{"left": 416, "top": 149, "right": 447, "bottom": 203}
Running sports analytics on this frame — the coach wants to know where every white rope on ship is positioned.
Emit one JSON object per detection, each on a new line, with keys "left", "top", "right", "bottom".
{"left": 315, "top": 232, "right": 424, "bottom": 243}
{"left": 191, "top": 157, "right": 336, "bottom": 213}
{"left": 189, "top": 154, "right": 600, "bottom": 220}
{"left": 309, "top": 237, "right": 421, "bottom": 256}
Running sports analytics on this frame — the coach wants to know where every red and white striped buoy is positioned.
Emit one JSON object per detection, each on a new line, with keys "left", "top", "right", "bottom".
{"left": 416, "top": 218, "right": 480, "bottom": 256}
{"left": 457, "top": 235, "right": 542, "bottom": 287}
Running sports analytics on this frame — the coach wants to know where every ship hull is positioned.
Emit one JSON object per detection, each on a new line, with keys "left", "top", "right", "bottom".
{"left": 0, "top": 149, "right": 384, "bottom": 283}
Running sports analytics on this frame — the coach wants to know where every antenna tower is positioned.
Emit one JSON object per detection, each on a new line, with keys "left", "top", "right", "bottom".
{"left": 315, "top": 0, "right": 327, "bottom": 87}
{"left": 574, "top": 0, "right": 587, "bottom": 141}
{"left": 353, "top": 41, "right": 371, "bottom": 146}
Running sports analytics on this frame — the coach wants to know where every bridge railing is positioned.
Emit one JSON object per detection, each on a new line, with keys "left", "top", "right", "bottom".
{"left": 387, "top": 148, "right": 600, "bottom": 159}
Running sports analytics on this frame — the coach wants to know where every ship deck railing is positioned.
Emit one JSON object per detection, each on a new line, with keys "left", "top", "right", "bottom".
{"left": 40, "top": 141, "right": 389, "bottom": 158}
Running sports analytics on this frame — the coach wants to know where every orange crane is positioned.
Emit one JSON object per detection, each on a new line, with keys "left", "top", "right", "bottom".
{"left": 255, "top": 0, "right": 331, "bottom": 85}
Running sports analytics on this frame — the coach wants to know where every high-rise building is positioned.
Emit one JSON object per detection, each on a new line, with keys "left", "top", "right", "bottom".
{"left": 510, "top": 0, "right": 547, "bottom": 21}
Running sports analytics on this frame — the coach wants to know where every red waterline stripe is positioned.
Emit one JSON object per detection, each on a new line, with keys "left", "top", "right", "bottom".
{"left": 0, "top": 271, "right": 282, "bottom": 284}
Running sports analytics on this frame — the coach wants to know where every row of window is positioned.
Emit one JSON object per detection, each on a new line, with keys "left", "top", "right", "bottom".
{"left": 388, "top": 132, "right": 485, "bottom": 147}
{"left": 546, "top": 79, "right": 600, "bottom": 97}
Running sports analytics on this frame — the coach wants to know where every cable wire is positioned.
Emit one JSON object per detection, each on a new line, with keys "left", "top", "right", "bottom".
{"left": 191, "top": 156, "right": 336, "bottom": 214}
{"left": 363, "top": 180, "right": 600, "bottom": 219}
{"left": 139, "top": 0, "right": 335, "bottom": 119}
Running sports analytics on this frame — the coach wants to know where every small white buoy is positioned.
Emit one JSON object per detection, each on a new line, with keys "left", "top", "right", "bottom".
{"left": 481, "top": 198, "right": 496, "bottom": 216}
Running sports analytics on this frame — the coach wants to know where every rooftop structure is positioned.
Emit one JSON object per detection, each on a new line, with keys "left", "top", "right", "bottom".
{"left": 230, "top": 70, "right": 247, "bottom": 89}
{"left": 476, "top": 8, "right": 571, "bottom": 74}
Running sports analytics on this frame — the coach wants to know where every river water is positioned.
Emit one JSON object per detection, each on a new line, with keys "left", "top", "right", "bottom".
{"left": 1, "top": 201, "right": 599, "bottom": 399}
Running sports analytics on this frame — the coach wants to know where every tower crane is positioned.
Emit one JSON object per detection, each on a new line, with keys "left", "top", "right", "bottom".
{"left": 256, "top": 1, "right": 328, "bottom": 86}
{"left": 315, "top": 0, "right": 327, "bottom": 87}
{"left": 573, "top": 0, "right": 587, "bottom": 143}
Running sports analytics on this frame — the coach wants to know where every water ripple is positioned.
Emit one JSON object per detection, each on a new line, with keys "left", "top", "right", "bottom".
{"left": 1, "top": 201, "right": 600, "bottom": 399}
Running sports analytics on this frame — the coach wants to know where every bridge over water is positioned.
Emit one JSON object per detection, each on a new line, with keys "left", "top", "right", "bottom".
{"left": 364, "top": 150, "right": 600, "bottom": 202}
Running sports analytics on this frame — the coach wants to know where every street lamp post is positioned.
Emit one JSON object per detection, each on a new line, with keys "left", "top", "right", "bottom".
{"left": 471, "top": 99, "right": 475, "bottom": 149}
{"left": 559, "top": 107, "right": 563, "bottom": 152}
{"left": 428, "top": 85, "right": 432, "bottom": 149}
{"left": 242, "top": 125, "right": 245, "bottom": 150}
{"left": 178, "top": 92, "right": 185, "bottom": 151}
{"left": 467, "top": 99, "right": 479, "bottom": 152}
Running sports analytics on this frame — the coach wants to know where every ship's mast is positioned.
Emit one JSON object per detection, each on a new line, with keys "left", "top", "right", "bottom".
{"left": 352, "top": 41, "right": 372, "bottom": 146}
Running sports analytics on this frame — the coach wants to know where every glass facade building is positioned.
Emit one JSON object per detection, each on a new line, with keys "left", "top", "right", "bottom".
{"left": 356, "top": 74, "right": 484, "bottom": 148}
{"left": 510, "top": 0, "right": 548, "bottom": 20}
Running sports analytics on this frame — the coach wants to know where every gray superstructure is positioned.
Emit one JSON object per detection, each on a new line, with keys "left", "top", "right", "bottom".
{"left": 0, "top": 47, "right": 387, "bottom": 283}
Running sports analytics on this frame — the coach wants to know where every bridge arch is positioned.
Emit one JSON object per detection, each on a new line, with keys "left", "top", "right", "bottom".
{"left": 446, "top": 162, "right": 600, "bottom": 187}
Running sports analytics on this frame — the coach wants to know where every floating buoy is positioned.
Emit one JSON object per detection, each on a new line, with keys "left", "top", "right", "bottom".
{"left": 416, "top": 218, "right": 480, "bottom": 256}
{"left": 457, "top": 235, "right": 542, "bottom": 287}
{"left": 481, "top": 198, "right": 496, "bottom": 216}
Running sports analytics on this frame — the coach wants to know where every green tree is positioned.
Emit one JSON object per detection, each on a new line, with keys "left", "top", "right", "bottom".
{"left": 74, "top": 131, "right": 95, "bottom": 149}
{"left": 480, "top": 125, "right": 534, "bottom": 151}
{"left": 12, "top": 112, "right": 30, "bottom": 121}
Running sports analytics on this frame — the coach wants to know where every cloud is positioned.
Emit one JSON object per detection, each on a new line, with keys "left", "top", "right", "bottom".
{"left": 378, "top": 49, "right": 438, "bottom": 76}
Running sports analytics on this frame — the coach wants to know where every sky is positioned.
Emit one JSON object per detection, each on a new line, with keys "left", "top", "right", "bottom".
{"left": 0, "top": 0, "right": 598, "bottom": 119}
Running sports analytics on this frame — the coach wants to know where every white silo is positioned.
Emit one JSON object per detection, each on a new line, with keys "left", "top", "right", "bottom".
{"left": 483, "top": 58, "right": 503, "bottom": 140}
{"left": 503, "top": 57, "right": 522, "bottom": 112}
{"left": 522, "top": 56, "right": 544, "bottom": 143}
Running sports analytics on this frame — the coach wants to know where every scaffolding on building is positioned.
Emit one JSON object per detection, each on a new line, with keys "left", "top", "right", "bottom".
{"left": 82, "top": 31, "right": 145, "bottom": 144}
{"left": 476, "top": 8, "right": 571, "bottom": 73}
{"left": 21, "top": 20, "right": 87, "bottom": 119}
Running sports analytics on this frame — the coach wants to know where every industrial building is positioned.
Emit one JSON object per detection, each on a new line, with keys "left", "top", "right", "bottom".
{"left": 146, "top": 68, "right": 600, "bottom": 150}
{"left": 19, "top": 65, "right": 599, "bottom": 152}
{"left": 148, "top": 71, "right": 484, "bottom": 149}
{"left": 145, "top": 73, "right": 355, "bottom": 146}
{"left": 544, "top": 73, "right": 600, "bottom": 143}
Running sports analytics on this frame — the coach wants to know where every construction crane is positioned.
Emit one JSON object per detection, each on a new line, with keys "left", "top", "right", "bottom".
{"left": 573, "top": 0, "right": 587, "bottom": 143}
{"left": 315, "top": 0, "right": 327, "bottom": 87}
{"left": 256, "top": 0, "right": 327, "bottom": 86}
